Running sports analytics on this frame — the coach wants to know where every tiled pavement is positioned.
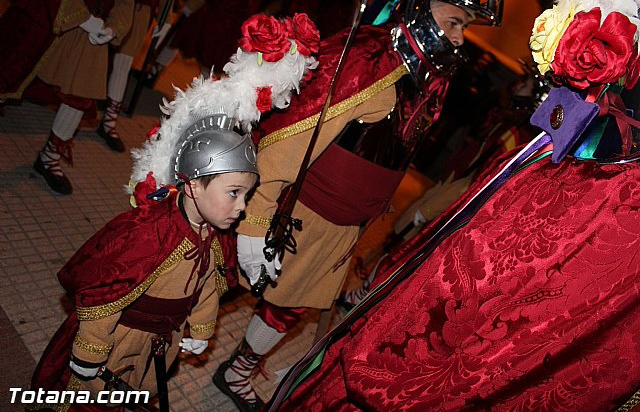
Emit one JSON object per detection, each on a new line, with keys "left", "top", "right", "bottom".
{"left": 0, "top": 54, "right": 431, "bottom": 412}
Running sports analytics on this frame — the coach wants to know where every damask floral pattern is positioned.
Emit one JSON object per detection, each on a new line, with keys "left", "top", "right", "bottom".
{"left": 280, "top": 156, "right": 640, "bottom": 412}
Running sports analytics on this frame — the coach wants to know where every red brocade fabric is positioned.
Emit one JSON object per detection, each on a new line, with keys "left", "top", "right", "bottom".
{"left": 279, "top": 154, "right": 640, "bottom": 412}
{"left": 257, "top": 25, "right": 404, "bottom": 139}
{"left": 58, "top": 193, "right": 237, "bottom": 307}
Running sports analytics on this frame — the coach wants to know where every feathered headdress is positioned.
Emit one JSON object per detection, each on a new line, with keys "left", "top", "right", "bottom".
{"left": 128, "top": 13, "right": 320, "bottom": 201}
{"left": 528, "top": 0, "right": 640, "bottom": 162}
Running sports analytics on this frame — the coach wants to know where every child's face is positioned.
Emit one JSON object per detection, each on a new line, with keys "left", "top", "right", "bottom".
{"left": 192, "top": 172, "right": 258, "bottom": 229}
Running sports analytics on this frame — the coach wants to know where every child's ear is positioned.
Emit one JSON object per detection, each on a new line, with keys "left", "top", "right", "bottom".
{"left": 184, "top": 180, "right": 199, "bottom": 199}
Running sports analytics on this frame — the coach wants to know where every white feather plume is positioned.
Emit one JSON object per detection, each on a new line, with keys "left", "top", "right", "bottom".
{"left": 128, "top": 40, "right": 317, "bottom": 193}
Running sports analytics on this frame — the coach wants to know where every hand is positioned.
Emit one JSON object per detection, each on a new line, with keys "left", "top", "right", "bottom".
{"left": 179, "top": 337, "right": 208, "bottom": 355}
{"left": 88, "top": 27, "right": 114, "bottom": 45}
{"left": 237, "top": 234, "right": 281, "bottom": 286}
{"left": 79, "top": 15, "right": 104, "bottom": 34}
{"left": 69, "top": 359, "right": 100, "bottom": 379}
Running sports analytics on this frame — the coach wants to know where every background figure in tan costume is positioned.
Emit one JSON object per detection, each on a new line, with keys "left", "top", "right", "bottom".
{"left": 0, "top": 0, "right": 135, "bottom": 194}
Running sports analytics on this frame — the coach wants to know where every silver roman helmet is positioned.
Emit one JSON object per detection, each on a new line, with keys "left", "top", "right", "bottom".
{"left": 392, "top": 0, "right": 503, "bottom": 81}
{"left": 174, "top": 114, "right": 258, "bottom": 184}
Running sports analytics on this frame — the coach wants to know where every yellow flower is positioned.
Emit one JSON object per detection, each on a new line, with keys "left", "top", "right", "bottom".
{"left": 529, "top": 0, "right": 583, "bottom": 75}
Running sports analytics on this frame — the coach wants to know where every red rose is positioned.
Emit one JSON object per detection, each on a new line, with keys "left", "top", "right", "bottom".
{"left": 552, "top": 9, "right": 636, "bottom": 89}
{"left": 256, "top": 86, "right": 272, "bottom": 113}
{"left": 283, "top": 16, "right": 295, "bottom": 38}
{"left": 133, "top": 172, "right": 157, "bottom": 207}
{"left": 291, "top": 13, "right": 320, "bottom": 56}
{"left": 239, "top": 14, "right": 291, "bottom": 62}
{"left": 625, "top": 50, "right": 640, "bottom": 89}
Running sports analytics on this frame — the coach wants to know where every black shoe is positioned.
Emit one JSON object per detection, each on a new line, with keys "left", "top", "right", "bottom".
{"left": 97, "top": 121, "right": 126, "bottom": 152}
{"left": 33, "top": 156, "right": 73, "bottom": 195}
{"left": 212, "top": 360, "right": 265, "bottom": 412}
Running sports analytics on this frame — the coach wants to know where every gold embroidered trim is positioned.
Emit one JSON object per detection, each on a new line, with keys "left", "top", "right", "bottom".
{"left": 245, "top": 214, "right": 272, "bottom": 228}
{"left": 190, "top": 320, "right": 216, "bottom": 333}
{"left": 211, "top": 236, "right": 224, "bottom": 267}
{"left": 76, "top": 238, "right": 193, "bottom": 321}
{"left": 616, "top": 388, "right": 640, "bottom": 412}
{"left": 26, "top": 375, "right": 82, "bottom": 412}
{"left": 211, "top": 236, "right": 228, "bottom": 294}
{"left": 214, "top": 268, "right": 229, "bottom": 296}
{"left": 258, "top": 64, "right": 409, "bottom": 150}
{"left": 2, "top": 0, "right": 92, "bottom": 100}
{"left": 74, "top": 334, "right": 112, "bottom": 355}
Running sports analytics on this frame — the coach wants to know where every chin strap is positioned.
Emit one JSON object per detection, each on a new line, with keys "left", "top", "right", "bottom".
{"left": 177, "top": 173, "right": 214, "bottom": 297}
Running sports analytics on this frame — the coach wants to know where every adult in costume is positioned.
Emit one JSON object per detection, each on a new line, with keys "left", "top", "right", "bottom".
{"left": 212, "top": 1, "right": 502, "bottom": 411}
{"left": 339, "top": 62, "right": 549, "bottom": 309}
{"left": 264, "top": 1, "right": 640, "bottom": 411}
{"left": 29, "top": 15, "right": 318, "bottom": 411}
{"left": 0, "top": 0, "right": 135, "bottom": 194}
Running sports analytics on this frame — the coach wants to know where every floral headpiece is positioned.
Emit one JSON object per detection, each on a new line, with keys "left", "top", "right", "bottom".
{"left": 528, "top": 0, "right": 640, "bottom": 162}
{"left": 128, "top": 13, "right": 320, "bottom": 202}
{"left": 240, "top": 13, "right": 321, "bottom": 64}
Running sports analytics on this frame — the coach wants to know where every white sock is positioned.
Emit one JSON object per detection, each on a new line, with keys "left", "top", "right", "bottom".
{"left": 246, "top": 315, "right": 286, "bottom": 355}
{"left": 108, "top": 53, "right": 134, "bottom": 102}
{"left": 51, "top": 104, "right": 82, "bottom": 140}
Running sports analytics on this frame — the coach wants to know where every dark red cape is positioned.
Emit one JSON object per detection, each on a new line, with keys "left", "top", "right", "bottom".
{"left": 32, "top": 193, "right": 237, "bottom": 392}
{"left": 278, "top": 150, "right": 640, "bottom": 412}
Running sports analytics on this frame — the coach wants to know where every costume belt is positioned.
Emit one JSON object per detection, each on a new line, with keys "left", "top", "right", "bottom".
{"left": 119, "top": 292, "right": 200, "bottom": 338}
{"left": 298, "top": 143, "right": 404, "bottom": 226}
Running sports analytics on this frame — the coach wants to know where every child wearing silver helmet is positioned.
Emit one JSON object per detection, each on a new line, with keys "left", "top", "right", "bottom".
{"left": 28, "top": 12, "right": 319, "bottom": 412}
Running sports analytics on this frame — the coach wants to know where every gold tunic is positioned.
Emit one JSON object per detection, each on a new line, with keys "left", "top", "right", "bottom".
{"left": 237, "top": 84, "right": 397, "bottom": 309}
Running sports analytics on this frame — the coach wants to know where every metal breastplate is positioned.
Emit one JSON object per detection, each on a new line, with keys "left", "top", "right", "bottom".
{"left": 333, "top": 76, "right": 438, "bottom": 171}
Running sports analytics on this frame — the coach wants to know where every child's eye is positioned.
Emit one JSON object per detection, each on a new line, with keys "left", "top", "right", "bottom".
{"left": 229, "top": 190, "right": 239, "bottom": 198}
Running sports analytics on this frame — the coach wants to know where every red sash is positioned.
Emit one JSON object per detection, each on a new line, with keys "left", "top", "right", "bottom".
{"left": 298, "top": 143, "right": 405, "bottom": 226}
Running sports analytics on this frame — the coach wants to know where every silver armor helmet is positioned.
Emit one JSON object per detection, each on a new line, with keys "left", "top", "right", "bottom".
{"left": 174, "top": 114, "right": 258, "bottom": 184}
{"left": 392, "top": 0, "right": 503, "bottom": 82}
